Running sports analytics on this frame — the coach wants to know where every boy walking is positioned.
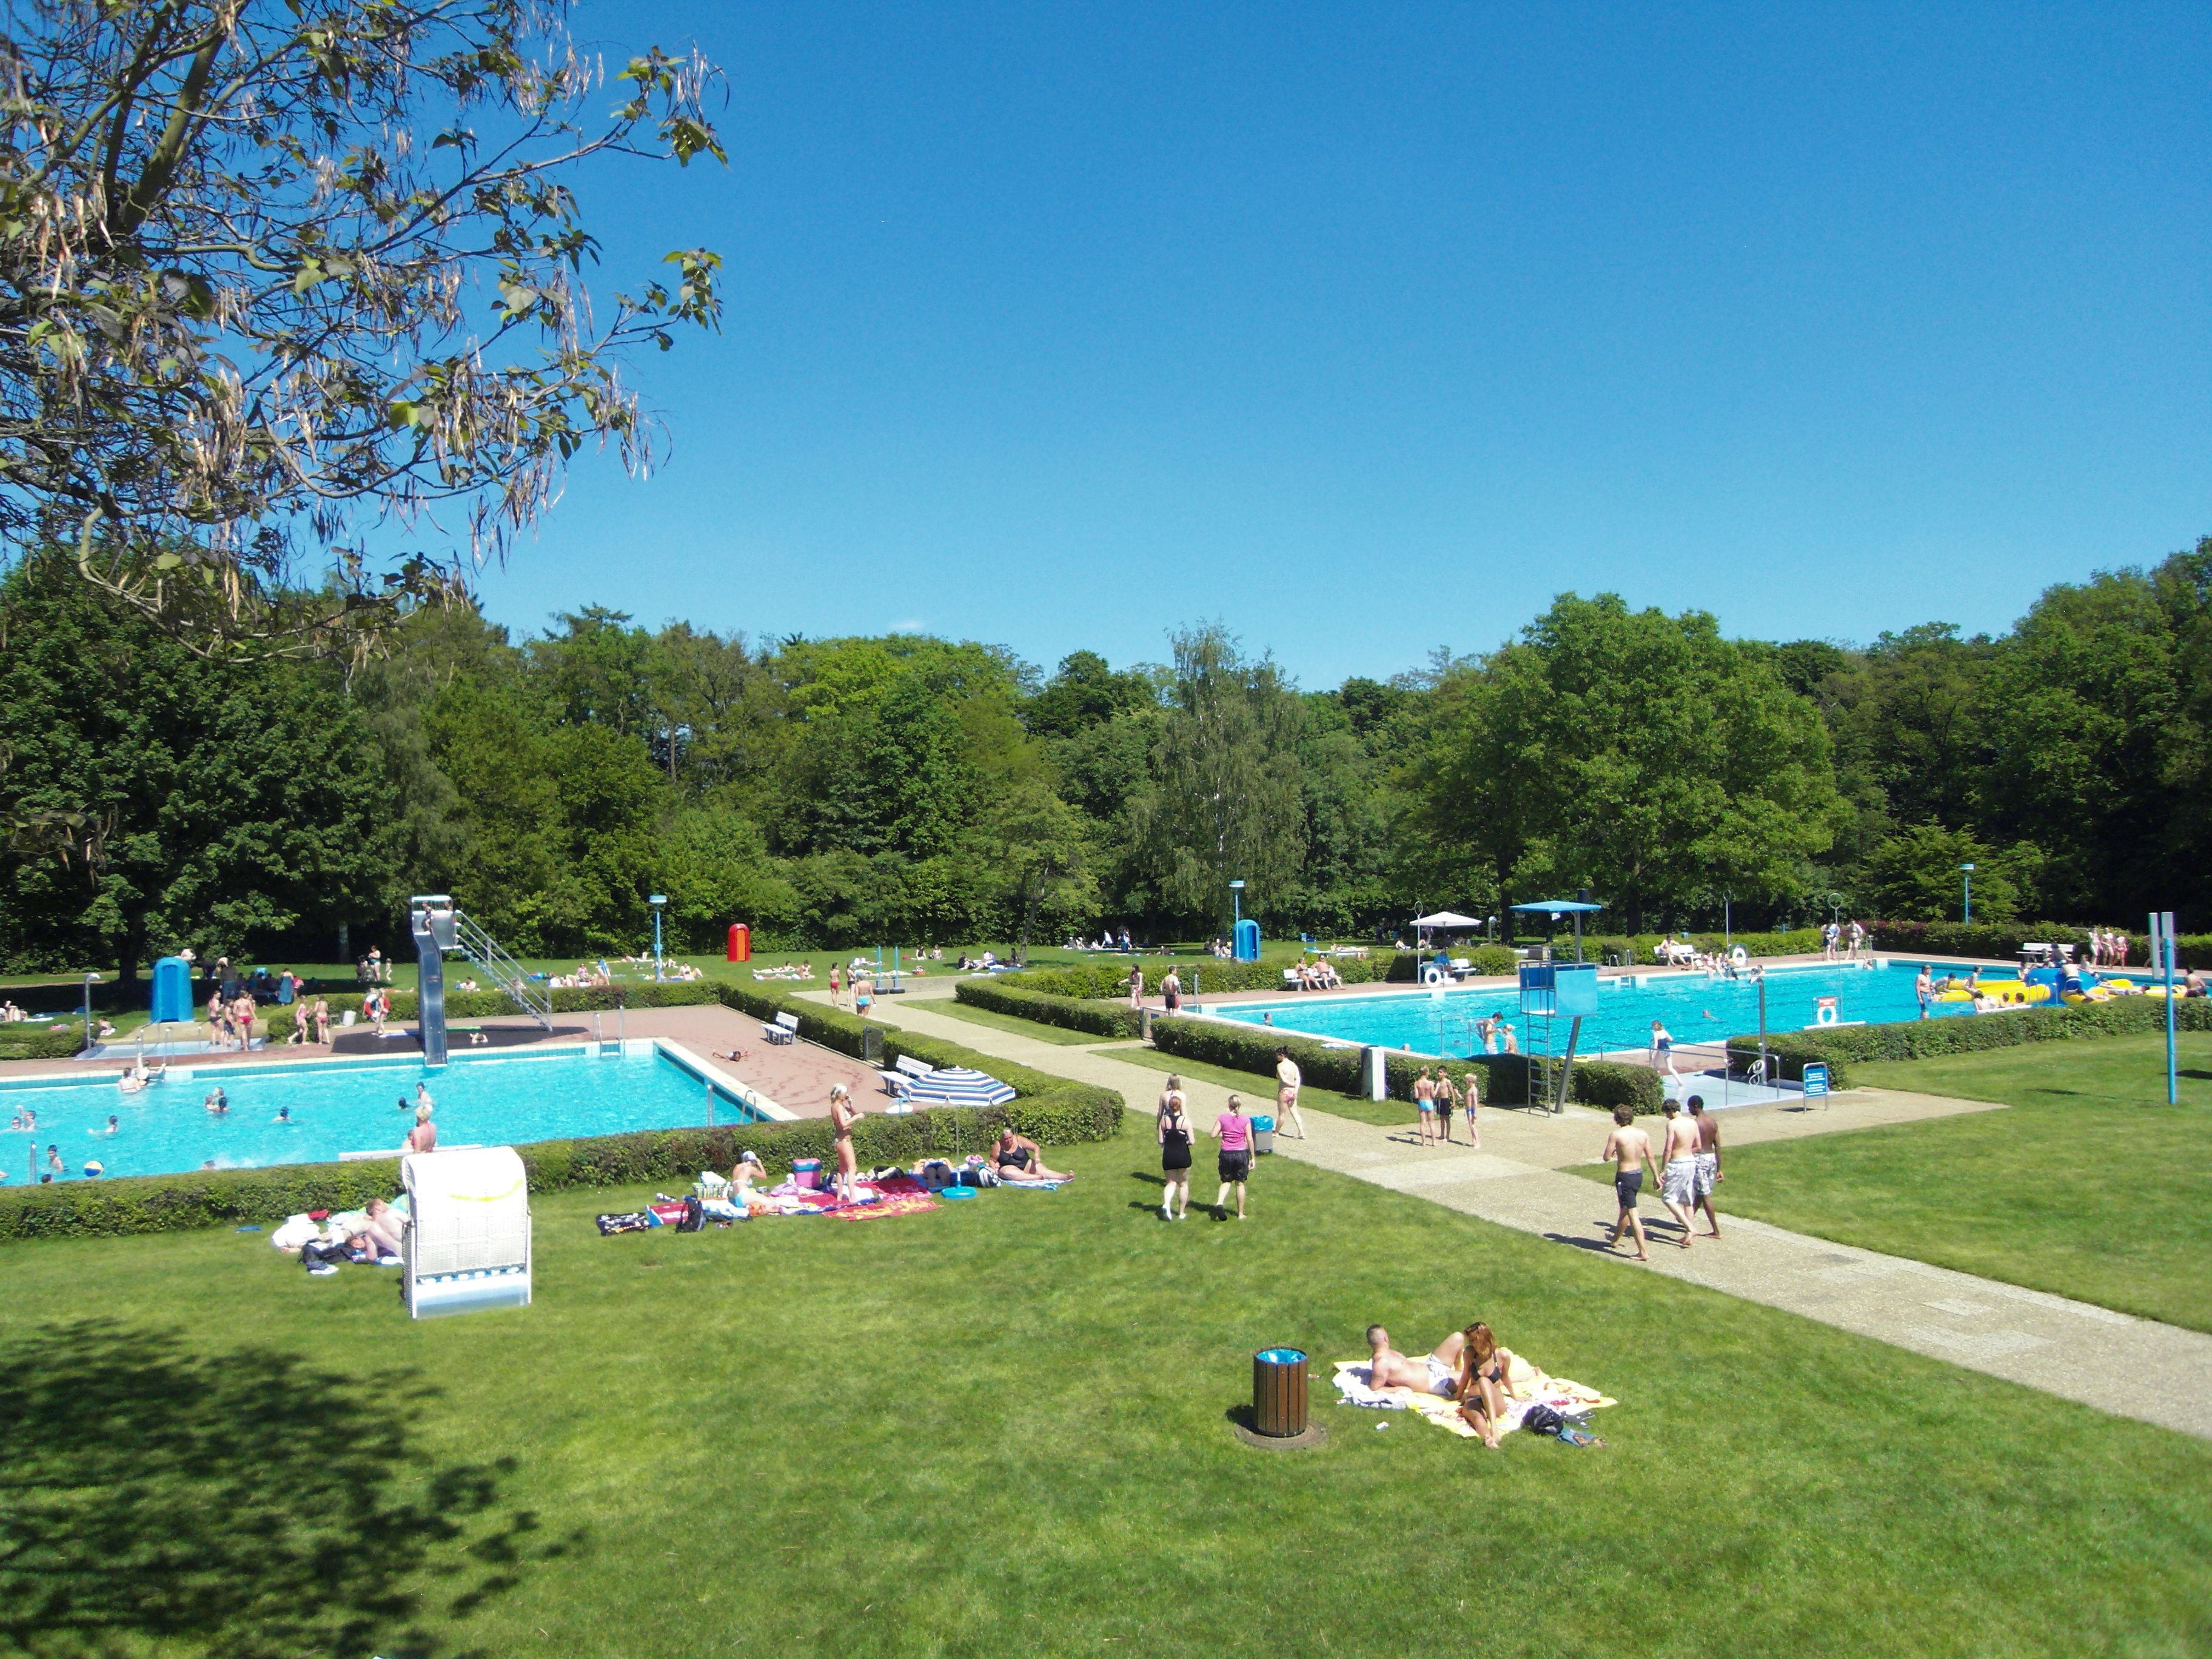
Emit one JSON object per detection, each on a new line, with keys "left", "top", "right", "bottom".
{"left": 1687, "top": 1095, "right": 1723, "bottom": 1238}
{"left": 1657, "top": 1099, "right": 1702, "bottom": 1248}
{"left": 1601, "top": 1105, "right": 1660, "bottom": 1260}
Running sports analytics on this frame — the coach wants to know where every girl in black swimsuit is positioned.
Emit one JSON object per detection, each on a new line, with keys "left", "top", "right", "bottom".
{"left": 1156, "top": 1079, "right": 1193, "bottom": 1221}
{"left": 1455, "top": 1321, "right": 1509, "bottom": 1450}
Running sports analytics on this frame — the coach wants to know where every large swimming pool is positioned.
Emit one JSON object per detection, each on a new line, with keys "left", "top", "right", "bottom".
{"left": 1212, "top": 960, "right": 2000, "bottom": 1057}
{"left": 1, "top": 1044, "right": 765, "bottom": 1184}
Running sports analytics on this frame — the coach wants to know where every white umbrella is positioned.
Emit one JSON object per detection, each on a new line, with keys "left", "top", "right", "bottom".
{"left": 902, "top": 1067, "right": 1016, "bottom": 1107}
{"left": 1408, "top": 911, "right": 1481, "bottom": 930}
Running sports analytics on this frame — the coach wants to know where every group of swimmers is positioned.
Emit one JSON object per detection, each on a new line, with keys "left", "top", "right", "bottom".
{"left": 1409, "top": 1067, "right": 1478, "bottom": 1147}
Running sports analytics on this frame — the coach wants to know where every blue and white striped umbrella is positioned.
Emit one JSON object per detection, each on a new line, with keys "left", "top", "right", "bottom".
{"left": 903, "top": 1066, "right": 1016, "bottom": 1107}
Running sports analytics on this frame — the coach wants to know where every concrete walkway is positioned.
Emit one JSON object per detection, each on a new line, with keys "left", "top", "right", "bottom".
{"left": 856, "top": 987, "right": 2212, "bottom": 1441}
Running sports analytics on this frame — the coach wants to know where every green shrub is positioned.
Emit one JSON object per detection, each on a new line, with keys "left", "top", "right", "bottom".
{"left": 1148, "top": 1015, "right": 1664, "bottom": 1114}
{"left": 0, "top": 1096, "right": 1113, "bottom": 1243}
{"left": 1466, "top": 945, "right": 1519, "bottom": 977}
{"left": 954, "top": 980, "right": 1143, "bottom": 1038}
{"left": 1725, "top": 994, "right": 2212, "bottom": 1090}
{"left": 0, "top": 1021, "right": 86, "bottom": 1059}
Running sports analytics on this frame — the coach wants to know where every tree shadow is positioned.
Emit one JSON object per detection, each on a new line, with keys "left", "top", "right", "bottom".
{"left": 0, "top": 1318, "right": 575, "bottom": 1658}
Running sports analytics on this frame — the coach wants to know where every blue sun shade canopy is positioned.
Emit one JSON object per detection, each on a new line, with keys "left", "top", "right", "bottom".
{"left": 1509, "top": 899, "right": 1605, "bottom": 913}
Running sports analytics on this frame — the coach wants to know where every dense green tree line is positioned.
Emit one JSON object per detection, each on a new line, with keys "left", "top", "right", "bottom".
{"left": 3, "top": 537, "right": 2208, "bottom": 976}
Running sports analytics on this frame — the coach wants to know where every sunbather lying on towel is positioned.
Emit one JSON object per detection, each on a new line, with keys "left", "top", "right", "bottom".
{"left": 1365, "top": 1324, "right": 1467, "bottom": 1398}
{"left": 993, "top": 1129, "right": 1071, "bottom": 1182}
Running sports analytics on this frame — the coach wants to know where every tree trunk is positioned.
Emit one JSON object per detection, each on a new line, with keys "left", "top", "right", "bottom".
{"left": 113, "top": 911, "right": 147, "bottom": 1001}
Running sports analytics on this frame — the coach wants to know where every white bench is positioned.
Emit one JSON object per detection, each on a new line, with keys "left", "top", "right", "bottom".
{"left": 879, "top": 1053, "right": 936, "bottom": 1096}
{"left": 762, "top": 1010, "right": 800, "bottom": 1045}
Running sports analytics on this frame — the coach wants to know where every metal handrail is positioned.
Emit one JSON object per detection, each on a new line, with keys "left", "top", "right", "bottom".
{"left": 451, "top": 910, "right": 552, "bottom": 1027}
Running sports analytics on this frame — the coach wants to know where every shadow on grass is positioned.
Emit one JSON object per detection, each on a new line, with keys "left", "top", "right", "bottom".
{"left": 0, "top": 1319, "right": 574, "bottom": 1658}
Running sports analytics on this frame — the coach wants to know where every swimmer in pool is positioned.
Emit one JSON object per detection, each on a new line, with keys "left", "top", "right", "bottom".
{"left": 105, "top": 1115, "right": 119, "bottom": 1136}
{"left": 203, "top": 1088, "right": 229, "bottom": 1114}
{"left": 275, "top": 1105, "right": 292, "bottom": 1124}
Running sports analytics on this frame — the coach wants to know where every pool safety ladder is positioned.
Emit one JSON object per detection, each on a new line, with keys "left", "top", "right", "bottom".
{"left": 411, "top": 896, "right": 554, "bottom": 1067}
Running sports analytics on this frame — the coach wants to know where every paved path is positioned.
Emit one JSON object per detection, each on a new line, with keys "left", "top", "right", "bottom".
{"left": 856, "top": 988, "right": 2212, "bottom": 1441}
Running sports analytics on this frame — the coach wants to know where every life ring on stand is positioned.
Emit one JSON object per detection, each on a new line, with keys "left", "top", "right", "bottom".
{"left": 1729, "top": 945, "right": 1749, "bottom": 969}
{"left": 1421, "top": 965, "right": 1447, "bottom": 987}
{"left": 1814, "top": 996, "right": 1840, "bottom": 1027}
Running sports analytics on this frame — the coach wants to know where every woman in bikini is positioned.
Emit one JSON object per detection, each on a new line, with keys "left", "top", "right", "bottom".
{"left": 1455, "top": 1321, "right": 1512, "bottom": 1450}
{"left": 827, "top": 1084, "right": 861, "bottom": 1201}
{"left": 1156, "top": 1077, "right": 1193, "bottom": 1221}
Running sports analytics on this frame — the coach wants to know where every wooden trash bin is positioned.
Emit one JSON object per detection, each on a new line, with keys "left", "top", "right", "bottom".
{"left": 1252, "top": 1347, "right": 1309, "bottom": 1438}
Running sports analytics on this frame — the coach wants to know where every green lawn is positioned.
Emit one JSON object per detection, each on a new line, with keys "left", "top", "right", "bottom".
{"left": 4, "top": 1144, "right": 2206, "bottom": 1657}
{"left": 1712, "top": 1032, "right": 2212, "bottom": 1330}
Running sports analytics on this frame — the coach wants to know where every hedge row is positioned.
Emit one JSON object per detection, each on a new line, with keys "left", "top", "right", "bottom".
{"left": 954, "top": 980, "right": 1144, "bottom": 1039}
{"left": 0, "top": 1022, "right": 86, "bottom": 1060}
{"left": 0, "top": 1102, "right": 1094, "bottom": 1243}
{"left": 1725, "top": 994, "right": 2212, "bottom": 1090}
{"left": 1862, "top": 920, "right": 2212, "bottom": 970}
{"left": 1147, "top": 1014, "right": 1664, "bottom": 1114}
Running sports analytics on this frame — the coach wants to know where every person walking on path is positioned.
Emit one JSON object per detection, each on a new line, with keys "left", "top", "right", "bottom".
{"left": 1212, "top": 1094, "right": 1253, "bottom": 1220}
{"left": 312, "top": 998, "right": 330, "bottom": 1045}
{"left": 1156, "top": 1078, "right": 1194, "bottom": 1220}
{"left": 1649, "top": 1020, "right": 1677, "bottom": 1074}
{"left": 1461, "top": 1068, "right": 1481, "bottom": 1150}
{"left": 853, "top": 973, "right": 874, "bottom": 1020}
{"left": 1657, "top": 1099, "right": 1701, "bottom": 1248}
{"left": 1601, "top": 1105, "right": 1660, "bottom": 1261}
{"left": 1689, "top": 1096, "right": 1723, "bottom": 1238}
{"left": 1413, "top": 1068, "right": 1437, "bottom": 1146}
{"left": 1273, "top": 1047, "right": 1307, "bottom": 1139}
{"left": 1128, "top": 964, "right": 1145, "bottom": 1009}
{"left": 1162, "top": 968, "right": 1182, "bottom": 1014}
{"left": 829, "top": 964, "right": 844, "bottom": 1009}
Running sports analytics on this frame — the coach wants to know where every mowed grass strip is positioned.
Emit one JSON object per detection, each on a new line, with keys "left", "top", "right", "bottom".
{"left": 1698, "top": 1031, "right": 2212, "bottom": 1331}
{"left": 1, "top": 1141, "right": 2207, "bottom": 1658}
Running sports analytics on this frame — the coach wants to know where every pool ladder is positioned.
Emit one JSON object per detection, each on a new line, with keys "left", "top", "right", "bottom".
{"left": 591, "top": 1008, "right": 626, "bottom": 1057}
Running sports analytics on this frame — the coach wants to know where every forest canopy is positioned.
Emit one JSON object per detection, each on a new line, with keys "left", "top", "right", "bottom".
{"left": 2, "top": 535, "right": 2208, "bottom": 976}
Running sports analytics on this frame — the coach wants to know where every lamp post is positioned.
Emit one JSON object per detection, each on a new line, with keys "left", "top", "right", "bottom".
{"left": 80, "top": 971, "right": 100, "bottom": 1057}
{"left": 1229, "top": 879, "right": 1245, "bottom": 931}
{"left": 649, "top": 894, "right": 667, "bottom": 983}
{"left": 1959, "top": 863, "right": 1975, "bottom": 926}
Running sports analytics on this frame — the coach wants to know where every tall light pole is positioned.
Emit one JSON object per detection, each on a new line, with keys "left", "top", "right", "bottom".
{"left": 80, "top": 971, "right": 101, "bottom": 1056}
{"left": 1959, "top": 863, "right": 1975, "bottom": 926}
{"left": 1229, "top": 879, "right": 1245, "bottom": 931}
{"left": 649, "top": 894, "right": 667, "bottom": 982}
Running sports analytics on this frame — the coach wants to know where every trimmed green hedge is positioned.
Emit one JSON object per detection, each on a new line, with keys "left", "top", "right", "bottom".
{"left": 0, "top": 1102, "right": 1100, "bottom": 1242}
{"left": 1147, "top": 1014, "right": 1664, "bottom": 1114}
{"left": 0, "top": 1021, "right": 87, "bottom": 1060}
{"left": 954, "top": 980, "right": 1144, "bottom": 1039}
{"left": 1726, "top": 994, "right": 2212, "bottom": 1090}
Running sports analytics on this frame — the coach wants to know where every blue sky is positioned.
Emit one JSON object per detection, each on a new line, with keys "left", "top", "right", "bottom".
{"left": 468, "top": 1, "right": 2210, "bottom": 683}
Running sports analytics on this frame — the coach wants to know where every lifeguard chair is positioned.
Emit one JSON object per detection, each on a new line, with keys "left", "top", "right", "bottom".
{"left": 1509, "top": 897, "right": 1606, "bottom": 1111}
{"left": 401, "top": 1146, "right": 533, "bottom": 1319}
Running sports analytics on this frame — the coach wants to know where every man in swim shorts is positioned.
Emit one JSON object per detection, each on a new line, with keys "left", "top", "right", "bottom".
{"left": 1687, "top": 1095, "right": 1722, "bottom": 1238}
{"left": 1657, "top": 1098, "right": 1701, "bottom": 1248}
{"left": 1601, "top": 1104, "right": 1658, "bottom": 1260}
{"left": 1364, "top": 1324, "right": 1466, "bottom": 1397}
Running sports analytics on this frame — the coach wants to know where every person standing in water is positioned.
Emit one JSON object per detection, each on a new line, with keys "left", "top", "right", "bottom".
{"left": 1273, "top": 1047, "right": 1307, "bottom": 1139}
{"left": 1156, "top": 1077, "right": 1193, "bottom": 1220}
{"left": 404, "top": 1102, "right": 437, "bottom": 1154}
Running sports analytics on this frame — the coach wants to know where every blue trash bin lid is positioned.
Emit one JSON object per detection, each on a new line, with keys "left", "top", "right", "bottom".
{"left": 1255, "top": 1347, "right": 1306, "bottom": 1365}
{"left": 1251, "top": 1114, "right": 1275, "bottom": 1131}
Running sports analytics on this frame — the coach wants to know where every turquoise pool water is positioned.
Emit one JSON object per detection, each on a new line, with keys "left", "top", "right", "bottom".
{"left": 1, "top": 1045, "right": 759, "bottom": 1184}
{"left": 1212, "top": 962, "right": 2005, "bottom": 1057}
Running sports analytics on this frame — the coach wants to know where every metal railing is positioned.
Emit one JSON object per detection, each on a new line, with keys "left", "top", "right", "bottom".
{"left": 451, "top": 910, "right": 552, "bottom": 1027}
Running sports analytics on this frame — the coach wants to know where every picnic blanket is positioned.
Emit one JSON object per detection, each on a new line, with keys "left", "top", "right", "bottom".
{"left": 1332, "top": 1359, "right": 1615, "bottom": 1439}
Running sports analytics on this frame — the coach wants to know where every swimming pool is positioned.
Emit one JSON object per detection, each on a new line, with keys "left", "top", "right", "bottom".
{"left": 1211, "top": 961, "right": 2003, "bottom": 1057}
{"left": 1, "top": 1044, "right": 766, "bottom": 1184}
